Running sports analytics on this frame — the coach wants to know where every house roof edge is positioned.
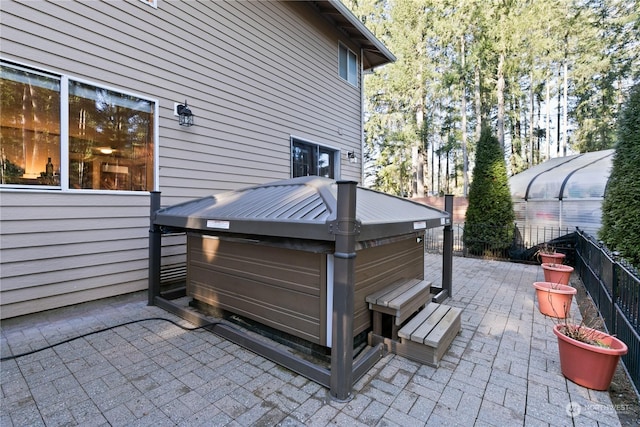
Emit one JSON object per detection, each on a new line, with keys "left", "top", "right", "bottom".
{"left": 319, "top": 0, "right": 396, "bottom": 69}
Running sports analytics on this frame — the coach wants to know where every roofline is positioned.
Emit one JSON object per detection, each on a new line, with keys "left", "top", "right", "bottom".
{"left": 317, "top": 0, "right": 396, "bottom": 70}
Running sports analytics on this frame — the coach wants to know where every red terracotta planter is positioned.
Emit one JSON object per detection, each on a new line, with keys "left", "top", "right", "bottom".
{"left": 541, "top": 263, "right": 574, "bottom": 285}
{"left": 539, "top": 252, "right": 566, "bottom": 264}
{"left": 553, "top": 324, "right": 628, "bottom": 390}
{"left": 533, "top": 282, "right": 576, "bottom": 318}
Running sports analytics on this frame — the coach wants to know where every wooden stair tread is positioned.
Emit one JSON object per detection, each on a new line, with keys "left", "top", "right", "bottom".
{"left": 398, "top": 303, "right": 462, "bottom": 347}
{"left": 365, "top": 278, "right": 429, "bottom": 308}
{"left": 366, "top": 278, "right": 432, "bottom": 330}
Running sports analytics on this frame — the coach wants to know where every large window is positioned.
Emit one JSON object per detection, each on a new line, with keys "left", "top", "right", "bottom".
{"left": 1, "top": 62, "right": 155, "bottom": 191}
{"left": 291, "top": 138, "right": 336, "bottom": 179}
{"left": 0, "top": 65, "right": 61, "bottom": 185}
{"left": 338, "top": 43, "right": 358, "bottom": 86}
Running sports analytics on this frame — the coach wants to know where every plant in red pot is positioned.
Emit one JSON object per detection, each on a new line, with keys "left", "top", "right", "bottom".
{"left": 536, "top": 243, "right": 566, "bottom": 265}
{"left": 533, "top": 281, "right": 576, "bottom": 318}
{"left": 541, "top": 262, "right": 574, "bottom": 285}
{"left": 553, "top": 322, "right": 628, "bottom": 390}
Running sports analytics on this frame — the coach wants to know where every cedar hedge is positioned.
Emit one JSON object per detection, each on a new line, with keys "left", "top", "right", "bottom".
{"left": 600, "top": 84, "right": 640, "bottom": 267}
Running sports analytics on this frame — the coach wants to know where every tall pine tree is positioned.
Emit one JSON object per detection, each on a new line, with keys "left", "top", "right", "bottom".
{"left": 463, "top": 126, "right": 514, "bottom": 257}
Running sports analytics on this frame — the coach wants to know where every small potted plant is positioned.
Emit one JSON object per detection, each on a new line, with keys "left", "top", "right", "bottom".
{"left": 553, "top": 320, "right": 628, "bottom": 390}
{"left": 533, "top": 281, "right": 576, "bottom": 318}
{"left": 536, "top": 243, "right": 566, "bottom": 264}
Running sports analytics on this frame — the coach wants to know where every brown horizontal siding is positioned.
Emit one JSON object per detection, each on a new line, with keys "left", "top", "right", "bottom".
{"left": 353, "top": 236, "right": 425, "bottom": 335}
{"left": 187, "top": 235, "right": 326, "bottom": 344}
{"left": 0, "top": 0, "right": 366, "bottom": 318}
{"left": 0, "top": 191, "right": 151, "bottom": 318}
{"left": 1, "top": 281, "right": 145, "bottom": 320}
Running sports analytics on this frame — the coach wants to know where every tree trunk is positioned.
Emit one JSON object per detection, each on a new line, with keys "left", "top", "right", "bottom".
{"left": 536, "top": 95, "right": 541, "bottom": 164}
{"left": 529, "top": 72, "right": 534, "bottom": 167}
{"left": 475, "top": 65, "right": 482, "bottom": 142}
{"left": 546, "top": 77, "right": 551, "bottom": 160}
{"left": 411, "top": 145, "right": 425, "bottom": 197}
{"left": 461, "top": 36, "right": 468, "bottom": 197}
{"left": 437, "top": 143, "right": 441, "bottom": 195}
{"left": 557, "top": 66, "right": 561, "bottom": 155}
{"left": 414, "top": 108, "right": 425, "bottom": 197}
{"left": 497, "top": 53, "right": 505, "bottom": 150}
{"left": 431, "top": 138, "right": 435, "bottom": 194}
{"left": 562, "top": 59, "right": 568, "bottom": 156}
{"left": 445, "top": 147, "right": 450, "bottom": 194}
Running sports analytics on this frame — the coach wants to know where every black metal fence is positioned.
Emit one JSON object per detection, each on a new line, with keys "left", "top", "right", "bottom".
{"left": 575, "top": 228, "right": 640, "bottom": 394}
{"left": 425, "top": 223, "right": 573, "bottom": 263}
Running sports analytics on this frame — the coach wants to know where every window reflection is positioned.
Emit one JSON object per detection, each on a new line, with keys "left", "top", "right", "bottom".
{"left": 291, "top": 139, "right": 335, "bottom": 179}
{"left": 0, "top": 65, "right": 61, "bottom": 185}
{"left": 68, "top": 82, "right": 154, "bottom": 190}
{"left": 0, "top": 62, "right": 155, "bottom": 191}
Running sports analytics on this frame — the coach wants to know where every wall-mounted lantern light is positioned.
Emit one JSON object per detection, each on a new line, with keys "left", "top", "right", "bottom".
{"left": 347, "top": 151, "right": 358, "bottom": 164}
{"left": 176, "top": 100, "right": 194, "bottom": 127}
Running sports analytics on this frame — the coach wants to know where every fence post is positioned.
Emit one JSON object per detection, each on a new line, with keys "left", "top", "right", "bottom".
{"left": 148, "top": 191, "right": 161, "bottom": 306}
{"left": 442, "top": 194, "right": 454, "bottom": 298}
{"left": 611, "top": 252, "right": 619, "bottom": 333}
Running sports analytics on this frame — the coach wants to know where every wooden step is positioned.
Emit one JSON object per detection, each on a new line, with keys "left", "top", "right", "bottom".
{"left": 370, "top": 303, "right": 461, "bottom": 367}
{"left": 366, "top": 278, "right": 431, "bottom": 326}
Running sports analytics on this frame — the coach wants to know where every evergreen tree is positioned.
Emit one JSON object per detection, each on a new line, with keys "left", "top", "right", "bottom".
{"left": 347, "top": 0, "right": 639, "bottom": 195}
{"left": 599, "top": 84, "right": 640, "bottom": 267}
{"left": 463, "top": 126, "right": 515, "bottom": 257}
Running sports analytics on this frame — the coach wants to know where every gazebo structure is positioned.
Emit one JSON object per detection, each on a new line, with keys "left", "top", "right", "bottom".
{"left": 148, "top": 177, "right": 456, "bottom": 400}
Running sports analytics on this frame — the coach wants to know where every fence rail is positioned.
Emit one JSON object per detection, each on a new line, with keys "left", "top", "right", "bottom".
{"left": 575, "top": 228, "right": 640, "bottom": 394}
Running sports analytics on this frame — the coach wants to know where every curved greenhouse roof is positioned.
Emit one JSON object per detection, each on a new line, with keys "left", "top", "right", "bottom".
{"left": 510, "top": 149, "right": 614, "bottom": 201}
{"left": 509, "top": 149, "right": 614, "bottom": 243}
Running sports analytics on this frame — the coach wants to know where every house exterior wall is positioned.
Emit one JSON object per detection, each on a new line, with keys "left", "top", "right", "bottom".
{"left": 0, "top": 0, "right": 371, "bottom": 319}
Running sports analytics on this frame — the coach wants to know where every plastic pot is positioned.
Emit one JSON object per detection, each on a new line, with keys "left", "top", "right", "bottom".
{"left": 539, "top": 252, "right": 566, "bottom": 265}
{"left": 541, "top": 263, "right": 574, "bottom": 285}
{"left": 553, "top": 324, "right": 628, "bottom": 390}
{"left": 533, "top": 282, "right": 576, "bottom": 318}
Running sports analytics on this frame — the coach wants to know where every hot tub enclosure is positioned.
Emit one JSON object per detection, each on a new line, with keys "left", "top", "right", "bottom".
{"left": 186, "top": 230, "right": 425, "bottom": 347}
{"left": 150, "top": 176, "right": 451, "bottom": 399}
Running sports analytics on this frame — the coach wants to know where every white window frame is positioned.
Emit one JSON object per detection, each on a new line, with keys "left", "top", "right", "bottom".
{"left": 0, "top": 60, "right": 159, "bottom": 193}
{"left": 338, "top": 42, "right": 358, "bottom": 87}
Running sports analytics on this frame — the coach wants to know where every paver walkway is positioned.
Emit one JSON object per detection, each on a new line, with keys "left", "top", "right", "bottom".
{"left": 1, "top": 254, "right": 622, "bottom": 426}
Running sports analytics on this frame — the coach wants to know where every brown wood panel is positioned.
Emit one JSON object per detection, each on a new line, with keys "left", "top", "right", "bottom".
{"left": 353, "top": 235, "right": 424, "bottom": 336}
{"left": 188, "top": 234, "right": 423, "bottom": 346}
{"left": 191, "top": 237, "right": 322, "bottom": 292}
{"left": 187, "top": 235, "right": 326, "bottom": 344}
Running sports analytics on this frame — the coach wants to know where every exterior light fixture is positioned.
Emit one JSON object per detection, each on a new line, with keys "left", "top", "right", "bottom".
{"left": 176, "top": 100, "right": 194, "bottom": 127}
{"left": 347, "top": 151, "right": 358, "bottom": 164}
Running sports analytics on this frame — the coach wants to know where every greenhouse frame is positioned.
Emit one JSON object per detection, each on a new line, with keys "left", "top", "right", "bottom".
{"left": 510, "top": 149, "right": 614, "bottom": 246}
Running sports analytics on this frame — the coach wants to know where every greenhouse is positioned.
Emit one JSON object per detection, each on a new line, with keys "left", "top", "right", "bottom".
{"left": 509, "top": 149, "right": 614, "bottom": 246}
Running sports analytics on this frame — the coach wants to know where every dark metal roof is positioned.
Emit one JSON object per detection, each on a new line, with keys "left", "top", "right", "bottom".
{"left": 154, "top": 177, "right": 450, "bottom": 242}
{"left": 314, "top": 0, "right": 396, "bottom": 70}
